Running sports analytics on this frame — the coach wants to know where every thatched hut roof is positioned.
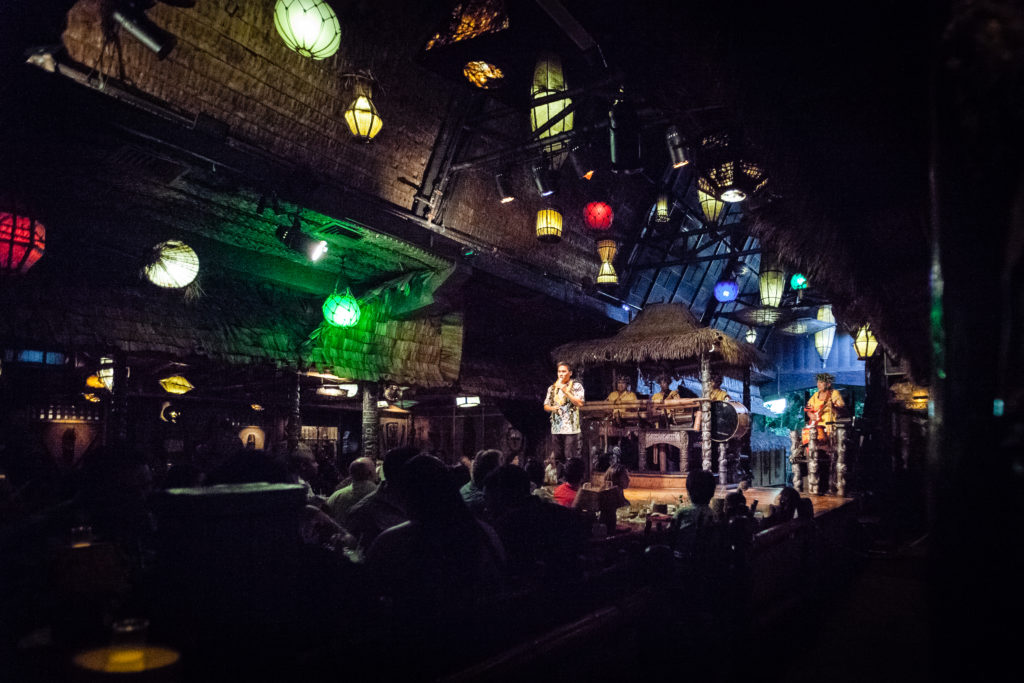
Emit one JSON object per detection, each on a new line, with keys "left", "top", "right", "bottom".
{"left": 551, "top": 303, "right": 768, "bottom": 378}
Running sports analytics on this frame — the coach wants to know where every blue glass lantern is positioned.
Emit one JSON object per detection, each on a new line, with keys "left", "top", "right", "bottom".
{"left": 322, "top": 288, "right": 360, "bottom": 327}
{"left": 790, "top": 272, "right": 809, "bottom": 290}
{"left": 714, "top": 278, "right": 739, "bottom": 302}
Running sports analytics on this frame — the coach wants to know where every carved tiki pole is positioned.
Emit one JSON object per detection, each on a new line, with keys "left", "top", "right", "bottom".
{"left": 790, "top": 430, "right": 803, "bottom": 492}
{"left": 700, "top": 352, "right": 713, "bottom": 473}
{"left": 362, "top": 383, "right": 379, "bottom": 462}
{"left": 807, "top": 427, "right": 820, "bottom": 494}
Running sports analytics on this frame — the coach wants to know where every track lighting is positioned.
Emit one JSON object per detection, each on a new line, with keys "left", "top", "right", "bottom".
{"left": 665, "top": 125, "right": 689, "bottom": 168}
{"left": 531, "top": 159, "right": 557, "bottom": 197}
{"left": 276, "top": 215, "right": 327, "bottom": 262}
{"left": 495, "top": 172, "right": 515, "bottom": 203}
{"left": 110, "top": 1, "right": 180, "bottom": 60}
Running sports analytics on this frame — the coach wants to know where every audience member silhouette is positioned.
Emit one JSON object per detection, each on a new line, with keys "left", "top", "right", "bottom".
{"left": 460, "top": 448, "right": 502, "bottom": 517}
{"left": 324, "top": 457, "right": 377, "bottom": 525}
{"left": 552, "top": 456, "right": 586, "bottom": 507}
{"left": 345, "top": 445, "right": 418, "bottom": 551}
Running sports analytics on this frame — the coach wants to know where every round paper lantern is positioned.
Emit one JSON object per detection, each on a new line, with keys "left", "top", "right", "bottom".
{"left": 714, "top": 278, "right": 739, "bottom": 302}
{"left": 144, "top": 240, "right": 199, "bottom": 288}
{"left": 323, "top": 288, "right": 361, "bottom": 327}
{"left": 0, "top": 211, "right": 45, "bottom": 274}
{"left": 274, "top": 0, "right": 341, "bottom": 60}
{"left": 583, "top": 202, "right": 613, "bottom": 230}
{"left": 814, "top": 305, "right": 836, "bottom": 364}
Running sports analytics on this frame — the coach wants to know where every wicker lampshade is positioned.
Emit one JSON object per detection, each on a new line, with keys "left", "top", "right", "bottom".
{"left": 654, "top": 193, "right": 670, "bottom": 222}
{"left": 274, "top": 0, "right": 341, "bottom": 60}
{"left": 536, "top": 209, "right": 563, "bottom": 243}
{"left": 814, "top": 305, "right": 836, "bottom": 364}
{"left": 758, "top": 260, "right": 786, "bottom": 307}
{"left": 596, "top": 239, "right": 618, "bottom": 284}
{"left": 853, "top": 323, "right": 879, "bottom": 359}
{"left": 697, "top": 177, "right": 724, "bottom": 224}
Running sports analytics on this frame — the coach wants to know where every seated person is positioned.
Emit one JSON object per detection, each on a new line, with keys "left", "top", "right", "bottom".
{"left": 552, "top": 457, "right": 586, "bottom": 507}
{"left": 575, "top": 463, "right": 631, "bottom": 533}
{"left": 694, "top": 374, "right": 730, "bottom": 431}
{"left": 651, "top": 375, "right": 680, "bottom": 402}
{"left": 459, "top": 448, "right": 502, "bottom": 517}
{"left": 672, "top": 470, "right": 718, "bottom": 555}
{"left": 606, "top": 378, "right": 637, "bottom": 404}
{"left": 325, "top": 457, "right": 377, "bottom": 525}
{"left": 761, "top": 486, "right": 800, "bottom": 528}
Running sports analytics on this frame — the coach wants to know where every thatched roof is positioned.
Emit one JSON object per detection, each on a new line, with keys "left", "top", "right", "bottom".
{"left": 551, "top": 303, "right": 768, "bottom": 377}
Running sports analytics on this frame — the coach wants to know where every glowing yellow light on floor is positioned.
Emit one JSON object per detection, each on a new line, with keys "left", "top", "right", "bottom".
{"left": 274, "top": 0, "right": 341, "bottom": 60}
{"left": 159, "top": 375, "right": 194, "bottom": 395}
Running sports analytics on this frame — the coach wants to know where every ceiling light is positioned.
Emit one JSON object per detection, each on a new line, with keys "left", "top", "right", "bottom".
{"left": 274, "top": 0, "right": 341, "bottom": 60}
{"left": 665, "top": 125, "right": 689, "bottom": 168}
{"left": 536, "top": 209, "right": 563, "bottom": 243}
{"left": 495, "top": 172, "right": 514, "bottom": 203}
{"left": 654, "top": 193, "right": 671, "bottom": 223}
{"left": 143, "top": 240, "right": 199, "bottom": 289}
{"left": 699, "top": 131, "right": 768, "bottom": 203}
{"left": 853, "top": 323, "right": 879, "bottom": 360}
{"left": 531, "top": 160, "right": 557, "bottom": 197}
{"left": 463, "top": 60, "right": 504, "bottom": 88}
{"left": 745, "top": 328, "right": 757, "bottom": 344}
{"left": 277, "top": 216, "right": 328, "bottom": 262}
{"left": 790, "top": 273, "right": 809, "bottom": 290}
{"left": 456, "top": 395, "right": 481, "bottom": 408}
{"left": 530, "top": 53, "right": 573, "bottom": 162}
{"left": 714, "top": 278, "right": 739, "bottom": 302}
{"left": 111, "top": 1, "right": 178, "bottom": 59}
{"left": 758, "top": 260, "right": 786, "bottom": 307}
{"left": 596, "top": 240, "right": 618, "bottom": 285}
{"left": 317, "top": 385, "right": 344, "bottom": 397}
{"left": 814, "top": 305, "right": 836, "bottom": 365}
{"left": 322, "top": 288, "right": 361, "bottom": 327}
{"left": 159, "top": 375, "right": 194, "bottom": 395}
{"left": 0, "top": 210, "right": 46, "bottom": 275}
{"left": 583, "top": 201, "right": 613, "bottom": 230}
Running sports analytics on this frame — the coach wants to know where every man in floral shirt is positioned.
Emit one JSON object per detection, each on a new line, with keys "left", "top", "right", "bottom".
{"left": 543, "top": 362, "right": 585, "bottom": 462}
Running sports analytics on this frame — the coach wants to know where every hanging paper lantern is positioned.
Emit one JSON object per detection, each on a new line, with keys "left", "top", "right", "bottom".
{"left": 144, "top": 240, "right": 199, "bottom": 288}
{"left": 758, "top": 261, "right": 786, "bottom": 307}
{"left": 159, "top": 375, "right": 194, "bottom": 395}
{"left": 853, "top": 323, "right": 879, "bottom": 360}
{"left": 654, "top": 193, "right": 671, "bottom": 222}
{"left": 596, "top": 240, "right": 618, "bottom": 285}
{"left": 814, "top": 305, "right": 836, "bottom": 365}
{"left": 536, "top": 209, "right": 563, "bottom": 243}
{"left": 714, "top": 278, "right": 739, "bottom": 302}
{"left": 790, "top": 272, "right": 808, "bottom": 290}
{"left": 697, "top": 177, "right": 725, "bottom": 224}
{"left": 323, "top": 288, "right": 361, "bottom": 327}
{"left": 583, "top": 202, "right": 613, "bottom": 230}
{"left": 274, "top": 0, "right": 341, "bottom": 60}
{"left": 0, "top": 211, "right": 45, "bottom": 274}
{"left": 530, "top": 53, "right": 573, "bottom": 165}
{"left": 344, "top": 94, "right": 383, "bottom": 141}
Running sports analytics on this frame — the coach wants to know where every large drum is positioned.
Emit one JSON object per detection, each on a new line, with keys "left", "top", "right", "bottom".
{"left": 710, "top": 401, "right": 750, "bottom": 442}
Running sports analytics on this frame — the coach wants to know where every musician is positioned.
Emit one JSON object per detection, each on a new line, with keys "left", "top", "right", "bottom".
{"left": 543, "top": 362, "right": 585, "bottom": 461}
{"left": 694, "top": 374, "right": 730, "bottom": 432}
{"left": 650, "top": 375, "right": 679, "bottom": 403}
{"left": 804, "top": 372, "right": 845, "bottom": 439}
{"left": 605, "top": 377, "right": 637, "bottom": 404}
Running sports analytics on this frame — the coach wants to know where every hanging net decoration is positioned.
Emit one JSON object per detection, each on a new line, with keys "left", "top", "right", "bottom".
{"left": 143, "top": 240, "right": 199, "bottom": 288}
{"left": 274, "top": 0, "right": 341, "bottom": 60}
{"left": 323, "top": 288, "right": 361, "bottom": 327}
{"left": 583, "top": 201, "right": 613, "bottom": 230}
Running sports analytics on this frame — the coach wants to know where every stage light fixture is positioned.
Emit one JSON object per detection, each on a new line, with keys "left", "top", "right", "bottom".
{"left": 276, "top": 216, "right": 327, "bottom": 262}
{"left": 609, "top": 89, "right": 642, "bottom": 174}
{"left": 665, "top": 126, "right": 689, "bottom": 168}
{"left": 531, "top": 160, "right": 556, "bottom": 197}
{"left": 568, "top": 146, "right": 595, "bottom": 181}
{"left": 111, "top": 1, "right": 179, "bottom": 60}
{"left": 495, "top": 173, "right": 515, "bottom": 203}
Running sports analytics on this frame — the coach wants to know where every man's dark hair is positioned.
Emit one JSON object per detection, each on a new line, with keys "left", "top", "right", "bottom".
{"left": 555, "top": 361, "right": 572, "bottom": 373}
{"left": 523, "top": 459, "right": 545, "bottom": 488}
{"left": 382, "top": 446, "right": 419, "bottom": 486}
{"left": 483, "top": 465, "right": 531, "bottom": 517}
{"left": 471, "top": 449, "right": 502, "bottom": 487}
{"left": 563, "top": 457, "right": 586, "bottom": 487}
{"left": 685, "top": 470, "right": 716, "bottom": 505}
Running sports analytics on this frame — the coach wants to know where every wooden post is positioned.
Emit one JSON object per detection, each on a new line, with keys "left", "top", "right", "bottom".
{"left": 109, "top": 352, "right": 129, "bottom": 445}
{"left": 790, "top": 430, "right": 802, "bottom": 492}
{"left": 285, "top": 371, "right": 301, "bottom": 453}
{"left": 700, "top": 352, "right": 712, "bottom": 473}
{"left": 718, "top": 442, "right": 729, "bottom": 484}
{"left": 807, "top": 428, "right": 820, "bottom": 494}
{"left": 680, "top": 430, "right": 689, "bottom": 475}
{"left": 835, "top": 424, "right": 848, "bottom": 496}
{"left": 362, "top": 383, "right": 379, "bottom": 462}
{"left": 742, "top": 367, "right": 752, "bottom": 481}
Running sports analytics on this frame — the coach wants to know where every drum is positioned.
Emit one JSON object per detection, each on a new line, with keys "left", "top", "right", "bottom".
{"left": 801, "top": 424, "right": 827, "bottom": 445}
{"left": 710, "top": 401, "right": 750, "bottom": 442}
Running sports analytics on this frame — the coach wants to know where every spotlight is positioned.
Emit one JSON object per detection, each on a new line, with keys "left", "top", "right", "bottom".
{"left": 110, "top": 1, "right": 178, "bottom": 60}
{"left": 531, "top": 160, "right": 557, "bottom": 197}
{"left": 495, "top": 172, "right": 515, "bottom": 203}
{"left": 609, "top": 89, "right": 641, "bottom": 174}
{"left": 568, "top": 146, "right": 595, "bottom": 181}
{"left": 665, "top": 125, "right": 689, "bottom": 168}
{"left": 276, "top": 216, "right": 328, "bottom": 262}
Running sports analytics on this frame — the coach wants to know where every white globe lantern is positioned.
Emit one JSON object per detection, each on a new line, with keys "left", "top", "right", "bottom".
{"left": 144, "top": 240, "right": 199, "bottom": 288}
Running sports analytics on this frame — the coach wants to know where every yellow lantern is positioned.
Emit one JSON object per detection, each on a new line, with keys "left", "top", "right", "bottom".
{"left": 344, "top": 93, "right": 383, "bottom": 141}
{"left": 274, "top": 0, "right": 341, "bottom": 60}
{"left": 758, "top": 260, "right": 786, "bottom": 307}
{"left": 853, "top": 323, "right": 879, "bottom": 359}
{"left": 596, "top": 240, "right": 618, "bottom": 285}
{"left": 697, "top": 177, "right": 724, "bottom": 224}
{"left": 530, "top": 53, "right": 573, "bottom": 165}
{"left": 814, "top": 305, "right": 836, "bottom": 365}
{"left": 654, "top": 193, "right": 670, "bottom": 223}
{"left": 536, "top": 209, "right": 563, "bottom": 243}
{"left": 159, "top": 375, "right": 194, "bottom": 395}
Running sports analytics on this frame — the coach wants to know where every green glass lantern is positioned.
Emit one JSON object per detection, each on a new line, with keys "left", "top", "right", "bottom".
{"left": 323, "top": 288, "right": 360, "bottom": 327}
{"left": 274, "top": 0, "right": 341, "bottom": 60}
{"left": 790, "top": 272, "right": 808, "bottom": 290}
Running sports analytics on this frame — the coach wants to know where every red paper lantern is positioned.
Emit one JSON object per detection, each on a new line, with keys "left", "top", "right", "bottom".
{"left": 1, "top": 212, "right": 45, "bottom": 274}
{"left": 583, "top": 201, "right": 613, "bottom": 230}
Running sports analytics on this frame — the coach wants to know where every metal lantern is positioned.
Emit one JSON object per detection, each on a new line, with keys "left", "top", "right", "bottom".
{"left": 143, "top": 240, "right": 199, "bottom": 288}
{"left": 323, "top": 288, "right": 361, "bottom": 328}
{"left": 596, "top": 239, "right": 618, "bottom": 285}
{"left": 583, "top": 201, "right": 613, "bottom": 230}
{"left": 536, "top": 209, "right": 563, "bottom": 243}
{"left": 0, "top": 211, "right": 45, "bottom": 274}
{"left": 714, "top": 278, "right": 739, "bottom": 302}
{"left": 758, "top": 261, "right": 786, "bottom": 307}
{"left": 699, "top": 132, "right": 768, "bottom": 203}
{"left": 853, "top": 323, "right": 879, "bottom": 359}
{"left": 274, "top": 0, "right": 341, "bottom": 60}
{"left": 814, "top": 305, "right": 836, "bottom": 365}
{"left": 344, "top": 93, "right": 383, "bottom": 141}
{"left": 159, "top": 375, "right": 194, "bottom": 395}
{"left": 530, "top": 53, "right": 573, "bottom": 164}
{"left": 697, "top": 177, "right": 724, "bottom": 224}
